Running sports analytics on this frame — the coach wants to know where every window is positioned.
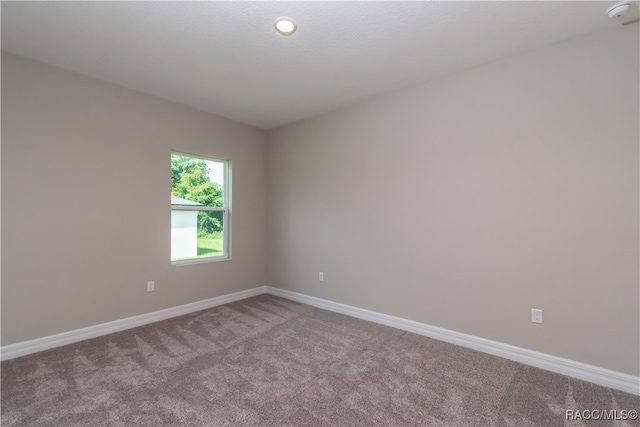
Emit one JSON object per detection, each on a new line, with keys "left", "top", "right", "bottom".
{"left": 171, "top": 152, "right": 230, "bottom": 264}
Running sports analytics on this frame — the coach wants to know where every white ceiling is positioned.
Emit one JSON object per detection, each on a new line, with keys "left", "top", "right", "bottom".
{"left": 0, "top": 1, "right": 628, "bottom": 129}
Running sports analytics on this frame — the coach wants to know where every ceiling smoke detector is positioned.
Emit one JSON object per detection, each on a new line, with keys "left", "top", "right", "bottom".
{"left": 606, "top": 2, "right": 631, "bottom": 18}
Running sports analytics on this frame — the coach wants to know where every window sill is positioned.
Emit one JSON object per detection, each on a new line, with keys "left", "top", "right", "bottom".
{"left": 171, "top": 255, "right": 230, "bottom": 266}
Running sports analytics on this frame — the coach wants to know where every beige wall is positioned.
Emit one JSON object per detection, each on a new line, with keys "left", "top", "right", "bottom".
{"left": 1, "top": 53, "right": 267, "bottom": 345}
{"left": 267, "top": 25, "right": 640, "bottom": 376}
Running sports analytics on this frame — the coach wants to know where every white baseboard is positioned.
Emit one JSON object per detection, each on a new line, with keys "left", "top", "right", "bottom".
{"left": 265, "top": 286, "right": 640, "bottom": 396}
{"left": 0, "top": 286, "right": 267, "bottom": 362}
{"left": 3, "top": 284, "right": 637, "bottom": 396}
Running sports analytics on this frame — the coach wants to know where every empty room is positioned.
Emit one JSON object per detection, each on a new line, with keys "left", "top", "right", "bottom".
{"left": 1, "top": 1, "right": 639, "bottom": 426}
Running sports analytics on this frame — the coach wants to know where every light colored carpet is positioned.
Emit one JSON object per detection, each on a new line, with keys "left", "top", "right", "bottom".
{"left": 1, "top": 295, "right": 638, "bottom": 426}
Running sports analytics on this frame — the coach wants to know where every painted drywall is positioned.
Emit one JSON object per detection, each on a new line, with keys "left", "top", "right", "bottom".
{"left": 267, "top": 25, "right": 640, "bottom": 376}
{"left": 1, "top": 53, "right": 267, "bottom": 345}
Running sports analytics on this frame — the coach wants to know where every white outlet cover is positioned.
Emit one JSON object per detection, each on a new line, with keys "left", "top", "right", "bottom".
{"left": 531, "top": 308, "right": 543, "bottom": 324}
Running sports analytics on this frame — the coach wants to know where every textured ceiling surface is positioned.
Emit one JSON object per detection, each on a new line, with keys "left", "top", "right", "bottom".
{"left": 0, "top": 1, "right": 628, "bottom": 129}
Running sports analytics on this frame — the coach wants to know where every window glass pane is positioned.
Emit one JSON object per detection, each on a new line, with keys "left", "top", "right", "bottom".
{"left": 171, "top": 210, "right": 224, "bottom": 261}
{"left": 171, "top": 154, "right": 224, "bottom": 208}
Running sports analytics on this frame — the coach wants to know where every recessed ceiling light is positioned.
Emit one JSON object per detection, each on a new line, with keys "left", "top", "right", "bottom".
{"left": 274, "top": 17, "right": 297, "bottom": 36}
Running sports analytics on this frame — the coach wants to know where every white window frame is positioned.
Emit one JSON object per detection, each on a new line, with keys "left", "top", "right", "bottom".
{"left": 171, "top": 151, "right": 231, "bottom": 266}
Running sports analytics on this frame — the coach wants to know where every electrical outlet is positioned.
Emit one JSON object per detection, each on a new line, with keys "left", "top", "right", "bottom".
{"left": 147, "top": 281, "right": 155, "bottom": 292}
{"left": 531, "top": 308, "right": 542, "bottom": 324}
{"left": 319, "top": 272, "right": 324, "bottom": 282}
